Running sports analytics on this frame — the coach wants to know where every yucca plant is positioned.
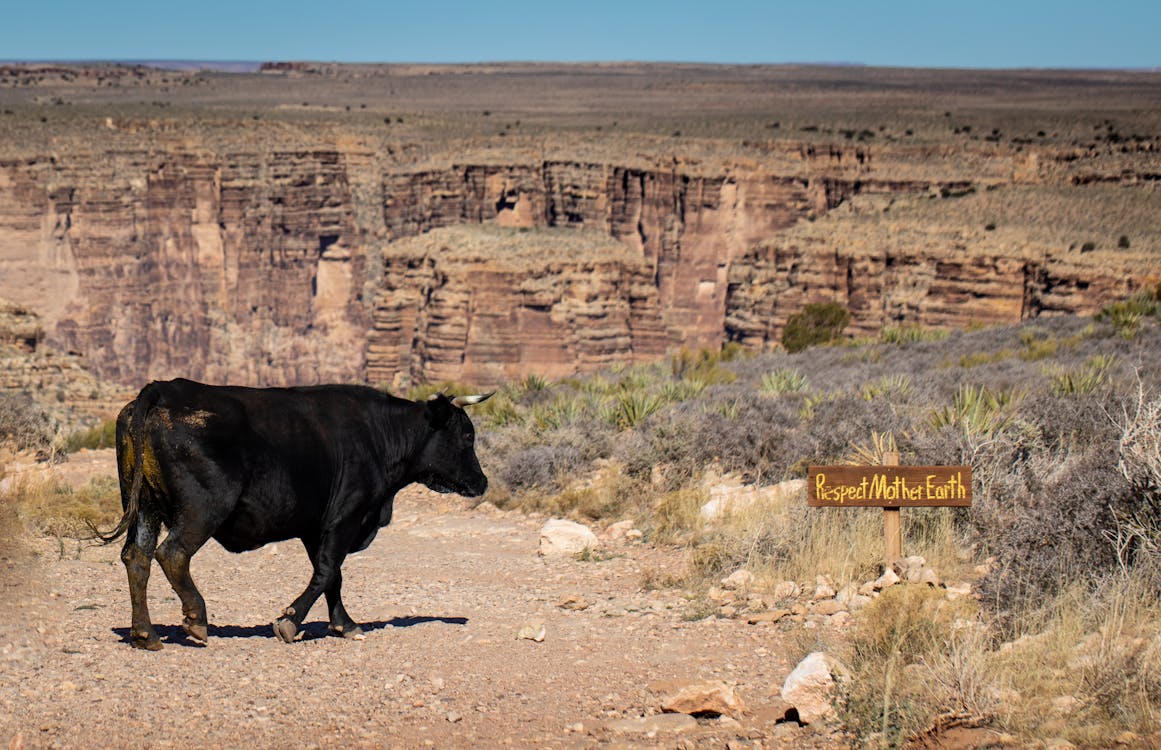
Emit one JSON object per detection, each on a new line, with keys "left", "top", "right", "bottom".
{"left": 602, "top": 391, "right": 663, "bottom": 430}
{"left": 860, "top": 374, "right": 913, "bottom": 402}
{"left": 759, "top": 368, "right": 809, "bottom": 395}
{"left": 930, "top": 383, "right": 1023, "bottom": 437}
{"left": 1048, "top": 354, "right": 1116, "bottom": 396}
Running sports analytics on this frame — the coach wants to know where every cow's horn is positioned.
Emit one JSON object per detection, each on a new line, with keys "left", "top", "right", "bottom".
{"left": 452, "top": 393, "right": 493, "bottom": 408}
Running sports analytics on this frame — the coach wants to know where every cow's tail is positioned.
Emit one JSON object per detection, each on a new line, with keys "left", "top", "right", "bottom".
{"left": 94, "top": 385, "right": 157, "bottom": 544}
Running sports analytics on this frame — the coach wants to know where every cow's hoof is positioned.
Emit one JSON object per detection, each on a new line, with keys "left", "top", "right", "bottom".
{"left": 130, "top": 630, "right": 163, "bottom": 651}
{"left": 330, "top": 623, "right": 365, "bottom": 640}
{"left": 273, "top": 617, "right": 299, "bottom": 643}
{"left": 183, "top": 619, "right": 208, "bottom": 643}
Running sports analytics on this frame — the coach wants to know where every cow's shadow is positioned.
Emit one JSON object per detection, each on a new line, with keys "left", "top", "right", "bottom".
{"left": 112, "top": 615, "right": 469, "bottom": 646}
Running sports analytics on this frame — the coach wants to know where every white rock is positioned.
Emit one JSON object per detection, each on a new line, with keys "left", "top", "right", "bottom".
{"left": 517, "top": 620, "right": 546, "bottom": 642}
{"left": 811, "top": 580, "right": 836, "bottom": 601}
{"left": 772, "top": 580, "right": 801, "bottom": 600}
{"left": 720, "top": 569, "right": 754, "bottom": 591}
{"left": 699, "top": 478, "right": 806, "bottom": 520}
{"left": 781, "top": 652, "right": 837, "bottom": 724}
{"left": 538, "top": 518, "right": 599, "bottom": 557}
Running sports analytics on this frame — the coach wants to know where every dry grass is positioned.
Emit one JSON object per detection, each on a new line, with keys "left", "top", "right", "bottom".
{"left": 993, "top": 571, "right": 1161, "bottom": 745}
{"left": 838, "top": 585, "right": 985, "bottom": 746}
{"left": 3, "top": 474, "right": 121, "bottom": 538}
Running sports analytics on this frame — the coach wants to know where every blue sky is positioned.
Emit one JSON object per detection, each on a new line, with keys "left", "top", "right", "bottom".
{"left": 3, "top": 0, "right": 1158, "bottom": 69}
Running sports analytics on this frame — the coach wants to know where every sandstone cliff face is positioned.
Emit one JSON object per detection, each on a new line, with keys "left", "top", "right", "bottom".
{"left": 365, "top": 226, "right": 668, "bottom": 388}
{"left": 1, "top": 130, "right": 1157, "bottom": 390}
{"left": 1, "top": 148, "right": 372, "bottom": 386}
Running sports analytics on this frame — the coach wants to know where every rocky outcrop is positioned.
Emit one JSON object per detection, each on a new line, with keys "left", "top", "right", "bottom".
{"left": 367, "top": 227, "right": 668, "bottom": 388}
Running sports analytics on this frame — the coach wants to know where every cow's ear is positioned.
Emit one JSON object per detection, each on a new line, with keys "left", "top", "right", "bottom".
{"left": 425, "top": 393, "right": 453, "bottom": 428}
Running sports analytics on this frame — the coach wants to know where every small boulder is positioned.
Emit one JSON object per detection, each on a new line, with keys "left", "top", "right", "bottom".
{"left": 556, "top": 594, "right": 590, "bottom": 611}
{"left": 871, "top": 567, "right": 901, "bottom": 591}
{"left": 654, "top": 679, "right": 747, "bottom": 719}
{"left": 517, "top": 620, "right": 546, "bottom": 642}
{"left": 720, "top": 569, "right": 754, "bottom": 591}
{"left": 811, "top": 599, "right": 845, "bottom": 617}
{"left": 811, "top": 577, "right": 836, "bottom": 601}
{"left": 605, "top": 519, "right": 635, "bottom": 540}
{"left": 538, "top": 518, "right": 599, "bottom": 557}
{"left": 781, "top": 652, "right": 837, "bottom": 724}
{"left": 772, "top": 580, "right": 801, "bottom": 600}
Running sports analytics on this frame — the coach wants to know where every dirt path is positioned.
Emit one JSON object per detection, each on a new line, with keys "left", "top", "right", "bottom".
{"left": 0, "top": 452, "right": 843, "bottom": 749}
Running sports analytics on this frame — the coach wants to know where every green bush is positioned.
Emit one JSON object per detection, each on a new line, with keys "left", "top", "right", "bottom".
{"left": 781, "top": 302, "right": 851, "bottom": 353}
{"left": 62, "top": 419, "right": 117, "bottom": 452}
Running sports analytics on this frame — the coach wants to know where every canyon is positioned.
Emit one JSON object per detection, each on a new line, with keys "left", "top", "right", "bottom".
{"left": 0, "top": 64, "right": 1158, "bottom": 389}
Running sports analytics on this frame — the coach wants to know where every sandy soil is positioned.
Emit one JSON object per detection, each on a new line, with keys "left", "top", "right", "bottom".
{"left": 0, "top": 451, "right": 846, "bottom": 749}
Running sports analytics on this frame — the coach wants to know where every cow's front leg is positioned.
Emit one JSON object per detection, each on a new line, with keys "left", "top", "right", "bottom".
{"left": 324, "top": 573, "right": 364, "bottom": 640}
{"left": 274, "top": 533, "right": 353, "bottom": 643}
{"left": 297, "top": 539, "right": 364, "bottom": 639}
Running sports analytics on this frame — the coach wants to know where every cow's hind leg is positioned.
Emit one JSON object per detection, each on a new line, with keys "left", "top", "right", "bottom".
{"left": 121, "top": 517, "right": 162, "bottom": 650}
{"left": 155, "top": 531, "right": 211, "bottom": 643}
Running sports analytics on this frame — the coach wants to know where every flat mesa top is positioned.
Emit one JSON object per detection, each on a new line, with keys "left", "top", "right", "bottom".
{"left": 808, "top": 465, "right": 972, "bottom": 507}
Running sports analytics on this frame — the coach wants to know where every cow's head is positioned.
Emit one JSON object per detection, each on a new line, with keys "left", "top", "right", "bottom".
{"left": 414, "top": 392, "right": 492, "bottom": 497}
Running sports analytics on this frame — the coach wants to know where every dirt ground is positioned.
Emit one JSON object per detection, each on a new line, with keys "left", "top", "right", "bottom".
{"left": 0, "top": 450, "right": 848, "bottom": 749}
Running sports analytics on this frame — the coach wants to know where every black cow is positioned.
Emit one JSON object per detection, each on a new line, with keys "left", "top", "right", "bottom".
{"left": 100, "top": 378, "right": 490, "bottom": 650}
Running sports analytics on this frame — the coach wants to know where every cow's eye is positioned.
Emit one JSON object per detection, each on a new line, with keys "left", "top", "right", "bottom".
{"left": 465, "top": 433, "right": 474, "bottom": 444}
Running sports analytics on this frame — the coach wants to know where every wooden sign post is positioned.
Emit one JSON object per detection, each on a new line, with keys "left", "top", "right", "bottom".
{"left": 807, "top": 455, "right": 971, "bottom": 565}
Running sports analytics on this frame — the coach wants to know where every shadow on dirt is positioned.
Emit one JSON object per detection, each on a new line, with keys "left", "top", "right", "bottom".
{"left": 112, "top": 615, "right": 470, "bottom": 646}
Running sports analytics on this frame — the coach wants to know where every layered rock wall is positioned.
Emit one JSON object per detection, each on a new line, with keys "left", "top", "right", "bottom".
{"left": 1, "top": 134, "right": 1157, "bottom": 390}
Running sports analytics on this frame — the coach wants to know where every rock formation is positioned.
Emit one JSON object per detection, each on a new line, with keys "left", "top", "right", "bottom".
{"left": 1, "top": 64, "right": 1158, "bottom": 389}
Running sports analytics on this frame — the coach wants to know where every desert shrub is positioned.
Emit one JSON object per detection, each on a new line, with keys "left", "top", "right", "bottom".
{"left": 859, "top": 374, "right": 912, "bottom": 402}
{"left": 669, "top": 345, "right": 743, "bottom": 384}
{"left": 7, "top": 475, "right": 121, "bottom": 538}
{"left": 995, "top": 572, "right": 1161, "bottom": 745}
{"left": 839, "top": 585, "right": 985, "bottom": 747}
{"left": 601, "top": 390, "right": 664, "bottom": 429}
{"left": 522, "top": 469, "right": 641, "bottom": 522}
{"left": 881, "top": 324, "right": 949, "bottom": 345}
{"left": 781, "top": 301, "right": 851, "bottom": 353}
{"left": 803, "top": 394, "right": 911, "bottom": 467}
{"left": 974, "top": 443, "right": 1147, "bottom": 622}
{"left": 0, "top": 392, "right": 55, "bottom": 453}
{"left": 497, "top": 443, "right": 583, "bottom": 491}
{"left": 930, "top": 383, "right": 1023, "bottom": 438}
{"left": 1046, "top": 353, "right": 1116, "bottom": 396}
{"left": 62, "top": 419, "right": 117, "bottom": 452}
{"left": 1096, "top": 292, "right": 1158, "bottom": 340}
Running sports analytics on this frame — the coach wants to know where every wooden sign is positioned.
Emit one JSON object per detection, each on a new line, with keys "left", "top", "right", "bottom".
{"left": 808, "top": 453, "right": 972, "bottom": 564}
{"left": 807, "top": 465, "right": 972, "bottom": 508}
